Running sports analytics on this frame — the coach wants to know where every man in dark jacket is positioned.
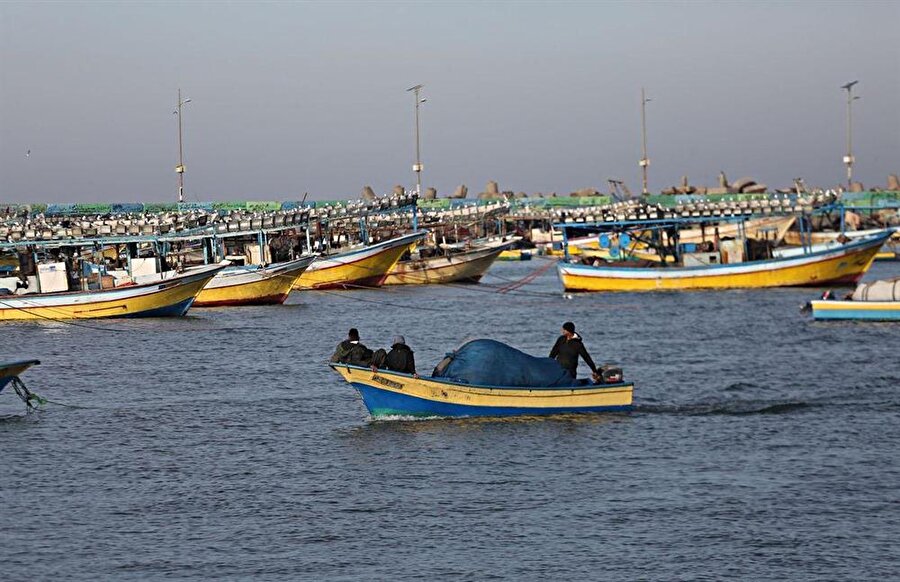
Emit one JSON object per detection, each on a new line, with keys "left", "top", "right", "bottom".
{"left": 549, "top": 321, "right": 597, "bottom": 378}
{"left": 384, "top": 335, "right": 418, "bottom": 377}
{"left": 330, "top": 328, "right": 374, "bottom": 366}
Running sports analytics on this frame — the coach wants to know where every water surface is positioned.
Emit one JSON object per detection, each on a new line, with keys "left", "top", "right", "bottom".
{"left": 2, "top": 261, "right": 898, "bottom": 580}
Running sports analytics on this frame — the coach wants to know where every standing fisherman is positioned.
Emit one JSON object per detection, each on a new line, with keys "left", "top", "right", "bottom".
{"left": 549, "top": 321, "right": 598, "bottom": 378}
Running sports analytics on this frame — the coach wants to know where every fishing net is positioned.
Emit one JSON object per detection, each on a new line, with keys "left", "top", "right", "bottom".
{"left": 431, "top": 339, "right": 579, "bottom": 388}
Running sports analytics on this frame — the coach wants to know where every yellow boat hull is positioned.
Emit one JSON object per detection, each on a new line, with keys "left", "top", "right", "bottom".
{"left": 0, "top": 265, "right": 223, "bottom": 320}
{"left": 559, "top": 233, "right": 887, "bottom": 291}
{"left": 294, "top": 232, "right": 425, "bottom": 290}
{"left": 332, "top": 364, "right": 633, "bottom": 418}
{"left": 194, "top": 256, "right": 314, "bottom": 307}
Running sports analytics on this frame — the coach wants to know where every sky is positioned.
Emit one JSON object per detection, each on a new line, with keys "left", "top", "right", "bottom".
{"left": 1, "top": 1, "right": 898, "bottom": 203}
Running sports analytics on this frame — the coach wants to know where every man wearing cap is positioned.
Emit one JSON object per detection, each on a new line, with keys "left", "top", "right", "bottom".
{"left": 330, "top": 328, "right": 374, "bottom": 366}
{"left": 384, "top": 335, "right": 418, "bottom": 377}
{"left": 549, "top": 322, "right": 597, "bottom": 379}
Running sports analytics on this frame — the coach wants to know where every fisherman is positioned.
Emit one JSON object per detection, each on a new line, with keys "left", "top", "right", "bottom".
{"left": 330, "top": 328, "right": 374, "bottom": 366}
{"left": 549, "top": 321, "right": 598, "bottom": 378}
{"left": 384, "top": 335, "right": 418, "bottom": 377}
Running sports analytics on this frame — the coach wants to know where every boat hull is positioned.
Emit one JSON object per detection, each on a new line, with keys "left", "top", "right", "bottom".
{"left": 383, "top": 243, "right": 509, "bottom": 285}
{"left": 0, "top": 265, "right": 223, "bottom": 320}
{"left": 0, "top": 360, "right": 39, "bottom": 392}
{"left": 810, "top": 300, "right": 900, "bottom": 321}
{"left": 498, "top": 249, "right": 532, "bottom": 261}
{"left": 193, "top": 255, "right": 315, "bottom": 307}
{"left": 558, "top": 232, "right": 889, "bottom": 292}
{"left": 332, "top": 364, "right": 633, "bottom": 419}
{"left": 294, "top": 232, "right": 426, "bottom": 290}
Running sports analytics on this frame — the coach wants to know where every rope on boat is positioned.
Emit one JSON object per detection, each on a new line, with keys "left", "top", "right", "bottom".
{"left": 9, "top": 377, "right": 93, "bottom": 410}
{"left": 496, "top": 260, "right": 557, "bottom": 293}
{"left": 309, "top": 288, "right": 445, "bottom": 312}
{"left": 11, "top": 377, "right": 45, "bottom": 410}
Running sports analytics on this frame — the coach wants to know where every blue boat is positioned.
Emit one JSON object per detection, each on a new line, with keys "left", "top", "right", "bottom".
{"left": 810, "top": 300, "right": 900, "bottom": 321}
{"left": 811, "top": 277, "right": 900, "bottom": 321}
{"left": 330, "top": 339, "right": 634, "bottom": 419}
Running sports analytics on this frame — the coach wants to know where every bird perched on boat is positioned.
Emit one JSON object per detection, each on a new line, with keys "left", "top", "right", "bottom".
{"left": 549, "top": 321, "right": 598, "bottom": 379}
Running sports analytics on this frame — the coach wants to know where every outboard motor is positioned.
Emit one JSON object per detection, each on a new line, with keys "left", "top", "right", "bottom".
{"left": 598, "top": 364, "right": 623, "bottom": 384}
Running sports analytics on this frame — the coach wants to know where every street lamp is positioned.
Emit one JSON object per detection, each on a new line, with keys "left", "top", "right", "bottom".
{"left": 841, "top": 80, "right": 859, "bottom": 190}
{"left": 174, "top": 88, "right": 192, "bottom": 203}
{"left": 406, "top": 84, "right": 425, "bottom": 197}
{"left": 639, "top": 87, "right": 652, "bottom": 196}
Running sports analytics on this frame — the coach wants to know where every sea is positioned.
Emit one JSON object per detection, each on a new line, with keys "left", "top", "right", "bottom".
{"left": 2, "top": 260, "right": 898, "bottom": 581}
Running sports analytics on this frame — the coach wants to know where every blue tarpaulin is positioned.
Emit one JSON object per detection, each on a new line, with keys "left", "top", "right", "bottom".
{"left": 432, "top": 339, "right": 579, "bottom": 388}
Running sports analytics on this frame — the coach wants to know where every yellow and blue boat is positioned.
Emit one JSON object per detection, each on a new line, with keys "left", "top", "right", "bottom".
{"left": 810, "top": 277, "right": 900, "bottom": 321}
{"left": 331, "top": 364, "right": 633, "bottom": 419}
{"left": 810, "top": 300, "right": 900, "bottom": 321}
{"left": 557, "top": 216, "right": 890, "bottom": 292}
{"left": 294, "top": 231, "right": 426, "bottom": 290}
{"left": 0, "top": 264, "right": 224, "bottom": 320}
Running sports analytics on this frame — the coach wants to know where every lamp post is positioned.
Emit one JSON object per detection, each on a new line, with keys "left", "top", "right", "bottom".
{"left": 841, "top": 80, "right": 859, "bottom": 190}
{"left": 406, "top": 84, "right": 425, "bottom": 197}
{"left": 639, "top": 87, "right": 652, "bottom": 196}
{"left": 174, "top": 89, "right": 192, "bottom": 203}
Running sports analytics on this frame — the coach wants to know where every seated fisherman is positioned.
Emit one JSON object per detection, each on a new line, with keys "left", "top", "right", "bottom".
{"left": 549, "top": 321, "right": 598, "bottom": 379}
{"left": 330, "top": 328, "right": 374, "bottom": 366}
{"left": 384, "top": 335, "right": 418, "bottom": 377}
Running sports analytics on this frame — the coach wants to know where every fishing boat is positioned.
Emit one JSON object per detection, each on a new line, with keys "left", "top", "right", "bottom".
{"left": 332, "top": 365, "right": 633, "bottom": 418}
{"left": 678, "top": 215, "right": 795, "bottom": 245}
{"left": 331, "top": 339, "right": 633, "bottom": 419}
{"left": 0, "top": 360, "right": 39, "bottom": 394}
{"left": 193, "top": 255, "right": 315, "bottom": 307}
{"left": 0, "top": 263, "right": 224, "bottom": 320}
{"left": 810, "top": 278, "right": 900, "bottom": 321}
{"left": 810, "top": 299, "right": 900, "bottom": 321}
{"left": 498, "top": 249, "right": 532, "bottom": 261}
{"left": 557, "top": 217, "right": 890, "bottom": 292}
{"left": 0, "top": 359, "right": 41, "bottom": 410}
{"left": 382, "top": 239, "right": 514, "bottom": 285}
{"left": 293, "top": 231, "right": 426, "bottom": 290}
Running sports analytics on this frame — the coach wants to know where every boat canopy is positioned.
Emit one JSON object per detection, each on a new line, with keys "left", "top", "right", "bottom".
{"left": 432, "top": 339, "right": 579, "bottom": 388}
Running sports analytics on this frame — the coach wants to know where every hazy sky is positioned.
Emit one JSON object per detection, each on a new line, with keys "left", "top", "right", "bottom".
{"left": 1, "top": 1, "right": 898, "bottom": 203}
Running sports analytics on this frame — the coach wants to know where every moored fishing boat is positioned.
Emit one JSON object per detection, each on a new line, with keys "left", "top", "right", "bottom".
{"left": 382, "top": 239, "right": 514, "bottom": 285}
{"left": 557, "top": 216, "right": 889, "bottom": 292}
{"left": 193, "top": 255, "right": 315, "bottom": 307}
{"left": 0, "top": 264, "right": 224, "bottom": 320}
{"left": 0, "top": 359, "right": 41, "bottom": 410}
{"left": 293, "top": 231, "right": 426, "bottom": 290}
{"left": 810, "top": 299, "right": 900, "bottom": 321}
{"left": 331, "top": 339, "right": 633, "bottom": 419}
{"left": 810, "top": 277, "right": 900, "bottom": 321}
